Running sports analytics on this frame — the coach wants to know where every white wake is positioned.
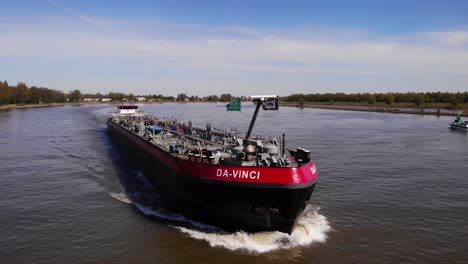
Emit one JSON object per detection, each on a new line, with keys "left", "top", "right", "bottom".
{"left": 110, "top": 192, "right": 330, "bottom": 253}
{"left": 176, "top": 205, "right": 330, "bottom": 253}
{"left": 109, "top": 191, "right": 219, "bottom": 231}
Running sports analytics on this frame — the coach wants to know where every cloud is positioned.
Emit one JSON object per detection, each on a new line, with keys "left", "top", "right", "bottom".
{"left": 2, "top": 24, "right": 467, "bottom": 76}
{"left": 426, "top": 31, "right": 468, "bottom": 46}
{"left": 47, "top": 0, "right": 116, "bottom": 31}
{"left": 1, "top": 13, "right": 468, "bottom": 94}
{"left": 208, "top": 39, "right": 238, "bottom": 46}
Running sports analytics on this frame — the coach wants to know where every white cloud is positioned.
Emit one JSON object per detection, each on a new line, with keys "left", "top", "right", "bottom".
{"left": 2, "top": 17, "right": 467, "bottom": 71}
{"left": 1, "top": 14, "right": 468, "bottom": 94}
{"left": 426, "top": 31, "right": 468, "bottom": 46}
{"left": 207, "top": 39, "right": 238, "bottom": 46}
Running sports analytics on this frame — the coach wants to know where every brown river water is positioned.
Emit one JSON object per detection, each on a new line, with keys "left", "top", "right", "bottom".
{"left": 0, "top": 103, "right": 467, "bottom": 264}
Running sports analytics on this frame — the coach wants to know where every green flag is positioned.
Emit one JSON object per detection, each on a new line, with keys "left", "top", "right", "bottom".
{"left": 226, "top": 98, "right": 241, "bottom": 111}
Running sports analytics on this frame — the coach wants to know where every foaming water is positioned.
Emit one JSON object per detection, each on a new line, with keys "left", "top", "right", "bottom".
{"left": 109, "top": 191, "right": 133, "bottom": 204}
{"left": 110, "top": 192, "right": 329, "bottom": 253}
{"left": 176, "top": 205, "right": 330, "bottom": 253}
{"left": 109, "top": 191, "right": 220, "bottom": 231}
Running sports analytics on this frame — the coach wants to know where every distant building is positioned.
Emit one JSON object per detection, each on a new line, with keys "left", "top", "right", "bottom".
{"left": 101, "top": 98, "right": 112, "bottom": 102}
{"left": 83, "top": 98, "right": 99, "bottom": 102}
{"left": 136, "top": 97, "right": 146, "bottom": 102}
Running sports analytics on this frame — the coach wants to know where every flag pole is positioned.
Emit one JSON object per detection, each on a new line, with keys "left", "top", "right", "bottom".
{"left": 244, "top": 98, "right": 262, "bottom": 144}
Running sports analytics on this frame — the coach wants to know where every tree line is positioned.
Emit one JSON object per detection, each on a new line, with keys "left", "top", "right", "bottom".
{"left": 2, "top": 80, "right": 467, "bottom": 107}
{"left": 0, "top": 81, "right": 69, "bottom": 104}
{"left": 176, "top": 93, "right": 232, "bottom": 102}
{"left": 0, "top": 81, "right": 234, "bottom": 105}
{"left": 0, "top": 81, "right": 178, "bottom": 105}
{"left": 283, "top": 92, "right": 468, "bottom": 107}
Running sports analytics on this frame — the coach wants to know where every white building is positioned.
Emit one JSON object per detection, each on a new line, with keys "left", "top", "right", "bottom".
{"left": 83, "top": 98, "right": 99, "bottom": 102}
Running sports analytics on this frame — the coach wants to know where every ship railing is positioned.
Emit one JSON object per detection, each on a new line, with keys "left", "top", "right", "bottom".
{"left": 163, "top": 126, "right": 224, "bottom": 148}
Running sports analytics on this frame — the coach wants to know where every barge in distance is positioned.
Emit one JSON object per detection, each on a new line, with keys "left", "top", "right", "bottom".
{"left": 107, "top": 96, "right": 319, "bottom": 234}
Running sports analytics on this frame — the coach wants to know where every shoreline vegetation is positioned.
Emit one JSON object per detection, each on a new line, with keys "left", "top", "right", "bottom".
{"left": 0, "top": 102, "right": 85, "bottom": 110}
{"left": 0, "top": 80, "right": 467, "bottom": 116}
{"left": 1, "top": 100, "right": 467, "bottom": 117}
{"left": 280, "top": 101, "right": 468, "bottom": 116}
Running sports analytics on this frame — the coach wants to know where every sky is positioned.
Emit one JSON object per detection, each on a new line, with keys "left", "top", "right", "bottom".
{"left": 1, "top": 0, "right": 468, "bottom": 96}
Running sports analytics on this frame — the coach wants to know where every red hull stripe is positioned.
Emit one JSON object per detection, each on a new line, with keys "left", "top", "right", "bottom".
{"left": 179, "top": 159, "right": 318, "bottom": 185}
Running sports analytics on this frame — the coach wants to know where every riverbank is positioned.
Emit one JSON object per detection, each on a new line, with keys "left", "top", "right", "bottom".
{"left": 280, "top": 101, "right": 468, "bottom": 116}
{"left": 0, "top": 102, "right": 99, "bottom": 111}
{"left": 2, "top": 101, "right": 467, "bottom": 117}
{"left": 0, "top": 101, "right": 171, "bottom": 111}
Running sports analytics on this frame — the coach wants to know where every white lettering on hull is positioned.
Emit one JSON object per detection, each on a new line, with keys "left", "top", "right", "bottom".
{"left": 216, "top": 169, "right": 261, "bottom": 180}
{"left": 310, "top": 164, "right": 317, "bottom": 175}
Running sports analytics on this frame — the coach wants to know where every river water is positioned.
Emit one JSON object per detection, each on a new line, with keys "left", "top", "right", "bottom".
{"left": 0, "top": 103, "right": 467, "bottom": 264}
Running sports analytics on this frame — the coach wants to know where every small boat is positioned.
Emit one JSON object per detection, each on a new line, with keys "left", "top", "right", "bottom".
{"left": 450, "top": 114, "right": 468, "bottom": 131}
{"left": 107, "top": 97, "right": 319, "bottom": 234}
{"left": 450, "top": 121, "right": 468, "bottom": 130}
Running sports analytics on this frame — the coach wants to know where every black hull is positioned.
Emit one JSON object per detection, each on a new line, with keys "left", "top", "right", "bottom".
{"left": 107, "top": 120, "right": 316, "bottom": 234}
{"left": 450, "top": 124, "right": 468, "bottom": 130}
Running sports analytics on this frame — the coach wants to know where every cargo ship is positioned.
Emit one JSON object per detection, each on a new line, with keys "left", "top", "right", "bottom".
{"left": 107, "top": 96, "right": 319, "bottom": 234}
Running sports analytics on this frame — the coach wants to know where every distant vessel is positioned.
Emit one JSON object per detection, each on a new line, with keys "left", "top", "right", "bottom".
{"left": 450, "top": 114, "right": 468, "bottom": 131}
{"left": 107, "top": 97, "right": 319, "bottom": 234}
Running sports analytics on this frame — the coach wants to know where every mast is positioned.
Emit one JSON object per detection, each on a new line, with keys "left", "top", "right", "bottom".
{"left": 244, "top": 99, "right": 262, "bottom": 144}
{"left": 243, "top": 95, "right": 279, "bottom": 144}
